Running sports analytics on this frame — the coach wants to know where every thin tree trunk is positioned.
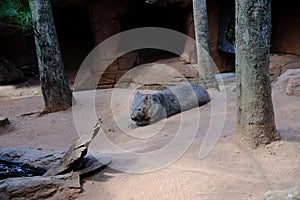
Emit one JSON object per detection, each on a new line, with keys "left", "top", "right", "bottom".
{"left": 29, "top": 0, "right": 72, "bottom": 112}
{"left": 236, "top": 0, "right": 280, "bottom": 148}
{"left": 192, "top": 0, "right": 219, "bottom": 89}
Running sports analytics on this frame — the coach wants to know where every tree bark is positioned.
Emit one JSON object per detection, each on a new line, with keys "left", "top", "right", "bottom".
{"left": 29, "top": 0, "right": 72, "bottom": 112}
{"left": 192, "top": 0, "right": 219, "bottom": 89}
{"left": 236, "top": 0, "right": 280, "bottom": 148}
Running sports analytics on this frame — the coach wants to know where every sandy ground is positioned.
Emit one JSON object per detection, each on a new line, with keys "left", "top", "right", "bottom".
{"left": 0, "top": 80, "right": 299, "bottom": 200}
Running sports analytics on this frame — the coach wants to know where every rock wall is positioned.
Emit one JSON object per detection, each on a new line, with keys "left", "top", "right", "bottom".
{"left": 207, "top": 0, "right": 235, "bottom": 72}
{"left": 1, "top": 0, "right": 300, "bottom": 87}
{"left": 271, "top": 0, "right": 300, "bottom": 55}
{"left": 270, "top": 54, "right": 300, "bottom": 77}
{"left": 0, "top": 27, "right": 36, "bottom": 67}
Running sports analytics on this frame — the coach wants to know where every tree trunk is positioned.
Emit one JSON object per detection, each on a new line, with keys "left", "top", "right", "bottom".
{"left": 29, "top": 0, "right": 72, "bottom": 112}
{"left": 192, "top": 0, "right": 219, "bottom": 89}
{"left": 236, "top": 0, "right": 280, "bottom": 148}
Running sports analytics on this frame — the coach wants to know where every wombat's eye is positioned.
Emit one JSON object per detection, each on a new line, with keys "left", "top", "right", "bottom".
{"left": 138, "top": 108, "right": 142, "bottom": 111}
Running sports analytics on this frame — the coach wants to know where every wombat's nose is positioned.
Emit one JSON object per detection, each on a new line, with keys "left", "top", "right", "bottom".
{"left": 131, "top": 116, "right": 138, "bottom": 121}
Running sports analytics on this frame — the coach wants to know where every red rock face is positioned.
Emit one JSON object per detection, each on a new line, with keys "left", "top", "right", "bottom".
{"left": 271, "top": 0, "right": 300, "bottom": 55}
{"left": 1, "top": 0, "right": 300, "bottom": 87}
{"left": 89, "top": 0, "right": 236, "bottom": 87}
{"left": 270, "top": 54, "right": 300, "bottom": 77}
{"left": 207, "top": 0, "right": 235, "bottom": 73}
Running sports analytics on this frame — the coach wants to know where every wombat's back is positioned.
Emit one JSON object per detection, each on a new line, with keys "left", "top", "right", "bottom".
{"left": 156, "top": 83, "right": 210, "bottom": 116}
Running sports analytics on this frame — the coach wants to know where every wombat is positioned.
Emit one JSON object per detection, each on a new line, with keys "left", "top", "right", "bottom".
{"left": 130, "top": 83, "right": 210, "bottom": 126}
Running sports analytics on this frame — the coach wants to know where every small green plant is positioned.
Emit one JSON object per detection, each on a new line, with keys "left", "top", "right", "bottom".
{"left": 0, "top": 0, "right": 32, "bottom": 31}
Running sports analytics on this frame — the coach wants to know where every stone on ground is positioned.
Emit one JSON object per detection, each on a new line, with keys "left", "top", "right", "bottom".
{"left": 264, "top": 185, "right": 300, "bottom": 200}
{"left": 0, "top": 172, "right": 80, "bottom": 200}
{"left": 44, "top": 121, "right": 103, "bottom": 176}
{"left": 0, "top": 117, "right": 9, "bottom": 127}
{"left": 275, "top": 69, "right": 300, "bottom": 96}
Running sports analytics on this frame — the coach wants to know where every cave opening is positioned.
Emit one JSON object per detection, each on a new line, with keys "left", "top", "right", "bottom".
{"left": 119, "top": 2, "right": 188, "bottom": 64}
{"left": 53, "top": 6, "right": 94, "bottom": 72}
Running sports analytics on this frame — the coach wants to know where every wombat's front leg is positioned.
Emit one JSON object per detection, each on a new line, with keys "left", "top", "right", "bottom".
{"left": 128, "top": 121, "right": 139, "bottom": 129}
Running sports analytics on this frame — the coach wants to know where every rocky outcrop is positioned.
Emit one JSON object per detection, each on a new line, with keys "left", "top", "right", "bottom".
{"left": 275, "top": 69, "right": 300, "bottom": 96}
{"left": 44, "top": 121, "right": 103, "bottom": 176}
{"left": 87, "top": 0, "right": 236, "bottom": 89}
{"left": 0, "top": 120, "right": 111, "bottom": 199}
{"left": 0, "top": 147, "right": 79, "bottom": 200}
{"left": 114, "top": 57, "right": 199, "bottom": 89}
{"left": 270, "top": 54, "right": 300, "bottom": 77}
{"left": 2, "top": 0, "right": 300, "bottom": 89}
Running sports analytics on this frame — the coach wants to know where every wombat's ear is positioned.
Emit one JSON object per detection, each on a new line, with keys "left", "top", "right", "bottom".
{"left": 134, "top": 91, "right": 141, "bottom": 97}
{"left": 135, "top": 91, "right": 140, "bottom": 95}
